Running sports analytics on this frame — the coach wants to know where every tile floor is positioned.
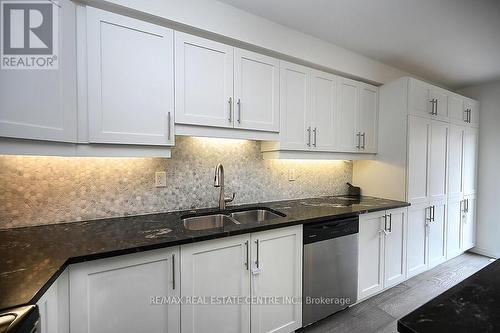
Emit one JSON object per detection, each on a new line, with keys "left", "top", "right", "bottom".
{"left": 298, "top": 252, "right": 493, "bottom": 333}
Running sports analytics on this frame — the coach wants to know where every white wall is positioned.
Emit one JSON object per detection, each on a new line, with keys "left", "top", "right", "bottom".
{"left": 94, "top": 0, "right": 406, "bottom": 85}
{"left": 459, "top": 81, "right": 500, "bottom": 258}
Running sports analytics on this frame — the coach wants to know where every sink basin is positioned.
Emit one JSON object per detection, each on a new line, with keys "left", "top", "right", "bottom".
{"left": 183, "top": 214, "right": 239, "bottom": 230}
{"left": 230, "top": 209, "right": 285, "bottom": 224}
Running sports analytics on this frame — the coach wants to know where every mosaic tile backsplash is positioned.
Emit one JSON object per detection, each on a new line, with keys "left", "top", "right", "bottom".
{"left": 0, "top": 137, "right": 352, "bottom": 229}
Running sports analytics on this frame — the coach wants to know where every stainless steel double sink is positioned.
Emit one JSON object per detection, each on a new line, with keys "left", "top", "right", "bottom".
{"left": 182, "top": 208, "right": 285, "bottom": 231}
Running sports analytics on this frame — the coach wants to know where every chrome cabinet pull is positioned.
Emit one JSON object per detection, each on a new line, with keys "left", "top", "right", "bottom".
{"left": 430, "top": 99, "right": 435, "bottom": 115}
{"left": 389, "top": 213, "right": 393, "bottom": 233}
{"left": 361, "top": 132, "right": 366, "bottom": 149}
{"left": 167, "top": 112, "right": 172, "bottom": 141}
{"left": 255, "top": 239, "right": 260, "bottom": 268}
{"left": 426, "top": 206, "right": 432, "bottom": 222}
{"left": 228, "top": 97, "right": 233, "bottom": 122}
{"left": 383, "top": 214, "right": 388, "bottom": 231}
{"left": 356, "top": 132, "right": 361, "bottom": 149}
{"left": 307, "top": 127, "right": 311, "bottom": 147}
{"left": 465, "top": 199, "right": 469, "bottom": 213}
{"left": 245, "top": 240, "right": 249, "bottom": 270}
{"left": 468, "top": 109, "right": 472, "bottom": 123}
{"left": 435, "top": 99, "right": 438, "bottom": 115}
{"left": 432, "top": 205, "right": 436, "bottom": 222}
{"left": 237, "top": 98, "right": 241, "bottom": 123}
{"left": 172, "top": 254, "right": 176, "bottom": 290}
{"left": 313, "top": 127, "right": 317, "bottom": 147}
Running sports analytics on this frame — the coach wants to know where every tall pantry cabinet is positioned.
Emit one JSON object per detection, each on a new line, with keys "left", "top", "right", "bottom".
{"left": 353, "top": 77, "right": 479, "bottom": 278}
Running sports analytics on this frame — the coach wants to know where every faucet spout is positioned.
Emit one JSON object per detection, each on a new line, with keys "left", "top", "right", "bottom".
{"left": 214, "top": 164, "right": 235, "bottom": 210}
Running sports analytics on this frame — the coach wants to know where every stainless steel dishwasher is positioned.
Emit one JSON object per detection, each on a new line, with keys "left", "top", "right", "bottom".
{"left": 302, "top": 216, "right": 359, "bottom": 327}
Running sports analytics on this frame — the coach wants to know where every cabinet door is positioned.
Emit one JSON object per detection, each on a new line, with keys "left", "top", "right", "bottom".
{"left": 406, "top": 204, "right": 429, "bottom": 278}
{"left": 449, "top": 95, "right": 466, "bottom": 124}
{"left": 429, "top": 120, "right": 448, "bottom": 202}
{"left": 279, "top": 61, "right": 310, "bottom": 150}
{"left": 431, "top": 87, "right": 449, "bottom": 120}
{"left": 428, "top": 200, "right": 447, "bottom": 268}
{"left": 358, "top": 211, "right": 385, "bottom": 300}
{"left": 464, "top": 100, "right": 480, "bottom": 127}
{"left": 175, "top": 32, "right": 234, "bottom": 128}
{"left": 86, "top": 7, "right": 174, "bottom": 145}
{"left": 448, "top": 125, "right": 465, "bottom": 199}
{"left": 447, "top": 196, "right": 463, "bottom": 259}
{"left": 181, "top": 235, "right": 250, "bottom": 333}
{"left": 358, "top": 83, "right": 379, "bottom": 153}
{"left": 337, "top": 78, "right": 359, "bottom": 152}
{"left": 234, "top": 49, "right": 279, "bottom": 132}
{"left": 407, "top": 116, "right": 431, "bottom": 205}
{"left": 384, "top": 208, "right": 407, "bottom": 288}
{"left": 462, "top": 195, "right": 476, "bottom": 250}
{"left": 0, "top": 0, "right": 77, "bottom": 142}
{"left": 310, "top": 70, "right": 337, "bottom": 151}
{"left": 37, "top": 270, "right": 69, "bottom": 333}
{"left": 408, "top": 79, "right": 432, "bottom": 117}
{"left": 251, "top": 226, "right": 302, "bottom": 333}
{"left": 70, "top": 247, "right": 180, "bottom": 333}
{"left": 464, "top": 127, "right": 479, "bottom": 195}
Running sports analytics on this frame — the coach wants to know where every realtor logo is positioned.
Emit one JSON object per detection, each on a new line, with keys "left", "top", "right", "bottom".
{"left": 1, "top": 0, "right": 58, "bottom": 69}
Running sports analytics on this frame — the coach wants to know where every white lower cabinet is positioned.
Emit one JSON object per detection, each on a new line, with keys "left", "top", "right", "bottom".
{"left": 358, "top": 208, "right": 407, "bottom": 300}
{"left": 406, "top": 204, "right": 429, "bottom": 278}
{"left": 462, "top": 194, "right": 477, "bottom": 250}
{"left": 250, "top": 227, "right": 303, "bottom": 333}
{"left": 69, "top": 247, "right": 180, "bottom": 333}
{"left": 180, "top": 225, "right": 303, "bottom": 333}
{"left": 447, "top": 196, "right": 463, "bottom": 259}
{"left": 180, "top": 234, "right": 251, "bottom": 333}
{"left": 36, "top": 270, "right": 69, "bottom": 333}
{"left": 428, "top": 200, "right": 447, "bottom": 268}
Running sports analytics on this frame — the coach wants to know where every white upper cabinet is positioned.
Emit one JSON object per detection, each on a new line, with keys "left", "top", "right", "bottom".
{"left": 408, "top": 79, "right": 432, "bottom": 117}
{"left": 430, "top": 87, "right": 449, "bottom": 120}
{"left": 70, "top": 247, "right": 180, "bottom": 333}
{"left": 175, "top": 32, "right": 234, "bottom": 128}
{"left": 449, "top": 94, "right": 467, "bottom": 124}
{"left": 86, "top": 7, "right": 174, "bottom": 145}
{"left": 408, "top": 78, "right": 449, "bottom": 121}
{"left": 358, "top": 83, "right": 379, "bottom": 153}
{"left": 0, "top": 0, "right": 77, "bottom": 143}
{"left": 464, "top": 99, "right": 480, "bottom": 127}
{"left": 310, "top": 70, "right": 338, "bottom": 151}
{"left": 234, "top": 49, "right": 279, "bottom": 132}
{"left": 464, "top": 127, "right": 479, "bottom": 195}
{"left": 279, "top": 61, "right": 311, "bottom": 150}
{"left": 337, "top": 78, "right": 360, "bottom": 152}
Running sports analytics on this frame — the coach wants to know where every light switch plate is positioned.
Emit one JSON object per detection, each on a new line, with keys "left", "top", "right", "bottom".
{"left": 155, "top": 171, "right": 167, "bottom": 187}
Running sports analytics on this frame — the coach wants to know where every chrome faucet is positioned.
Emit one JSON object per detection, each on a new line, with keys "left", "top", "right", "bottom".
{"left": 214, "top": 164, "right": 235, "bottom": 210}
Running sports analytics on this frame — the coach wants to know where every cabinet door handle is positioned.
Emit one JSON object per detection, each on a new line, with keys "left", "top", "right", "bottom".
{"left": 228, "top": 97, "right": 233, "bottom": 122}
{"left": 466, "top": 199, "right": 469, "bottom": 213}
{"left": 361, "top": 132, "right": 366, "bottom": 149}
{"left": 237, "top": 98, "right": 241, "bottom": 123}
{"left": 383, "top": 214, "right": 388, "bottom": 231}
{"left": 468, "top": 109, "right": 472, "bottom": 123}
{"left": 172, "top": 254, "right": 176, "bottom": 290}
{"left": 429, "top": 99, "right": 435, "bottom": 115}
{"left": 255, "top": 239, "right": 260, "bottom": 268}
{"left": 307, "top": 127, "right": 311, "bottom": 147}
{"left": 356, "top": 132, "right": 361, "bottom": 149}
{"left": 389, "top": 213, "right": 393, "bottom": 233}
{"left": 426, "top": 206, "right": 432, "bottom": 222}
{"left": 435, "top": 99, "right": 438, "bottom": 115}
{"left": 245, "top": 240, "right": 249, "bottom": 270}
{"left": 167, "top": 112, "right": 172, "bottom": 141}
{"left": 313, "top": 127, "right": 317, "bottom": 147}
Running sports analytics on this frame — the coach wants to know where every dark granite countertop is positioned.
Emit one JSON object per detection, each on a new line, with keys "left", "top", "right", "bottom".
{"left": 0, "top": 195, "right": 408, "bottom": 311}
{"left": 398, "top": 259, "right": 499, "bottom": 333}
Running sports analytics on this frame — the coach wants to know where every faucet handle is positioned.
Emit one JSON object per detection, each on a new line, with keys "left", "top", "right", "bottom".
{"left": 225, "top": 192, "right": 236, "bottom": 203}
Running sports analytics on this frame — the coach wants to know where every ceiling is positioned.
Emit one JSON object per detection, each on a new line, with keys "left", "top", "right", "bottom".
{"left": 218, "top": 0, "right": 500, "bottom": 89}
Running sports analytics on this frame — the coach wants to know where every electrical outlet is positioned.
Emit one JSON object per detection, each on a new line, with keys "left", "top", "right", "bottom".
{"left": 288, "top": 169, "right": 296, "bottom": 181}
{"left": 155, "top": 171, "right": 167, "bottom": 187}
